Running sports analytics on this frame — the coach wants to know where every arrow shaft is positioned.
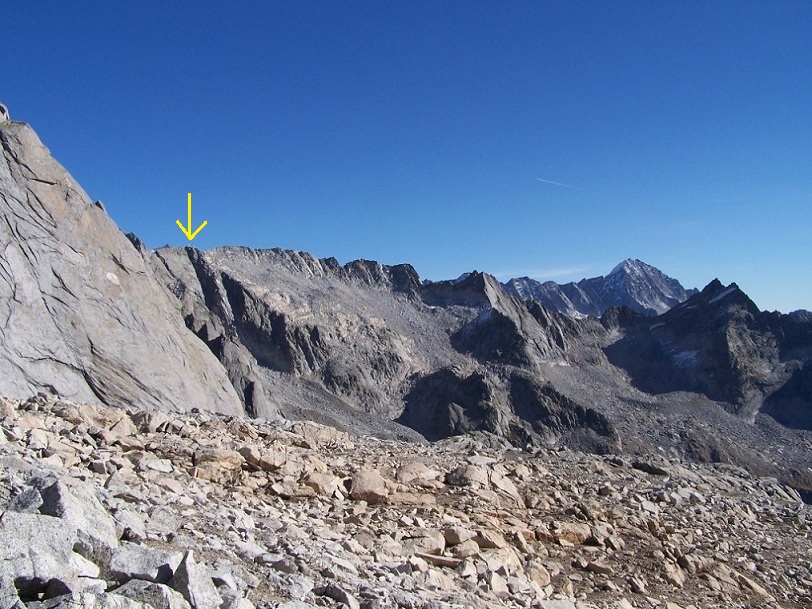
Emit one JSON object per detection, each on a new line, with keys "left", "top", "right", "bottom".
{"left": 176, "top": 192, "right": 207, "bottom": 241}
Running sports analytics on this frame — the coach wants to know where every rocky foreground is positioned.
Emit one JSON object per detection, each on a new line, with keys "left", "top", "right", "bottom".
{"left": 1, "top": 395, "right": 810, "bottom": 609}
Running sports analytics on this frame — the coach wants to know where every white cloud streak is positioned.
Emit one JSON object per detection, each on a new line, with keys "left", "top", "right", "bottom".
{"left": 536, "top": 177, "right": 582, "bottom": 190}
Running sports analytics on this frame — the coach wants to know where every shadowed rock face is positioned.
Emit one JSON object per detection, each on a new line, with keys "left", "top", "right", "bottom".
{"left": 0, "top": 122, "right": 242, "bottom": 415}
{"left": 603, "top": 280, "right": 812, "bottom": 425}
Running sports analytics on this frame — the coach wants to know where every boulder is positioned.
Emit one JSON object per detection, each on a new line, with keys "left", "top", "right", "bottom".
{"left": 445, "top": 465, "right": 489, "bottom": 487}
{"left": 113, "top": 580, "right": 191, "bottom": 609}
{"left": 37, "top": 478, "right": 120, "bottom": 564}
{"left": 192, "top": 449, "right": 244, "bottom": 483}
{"left": 168, "top": 551, "right": 221, "bottom": 609}
{"left": 348, "top": 468, "right": 389, "bottom": 503}
{"left": 25, "top": 593, "right": 146, "bottom": 609}
{"left": 109, "top": 543, "right": 184, "bottom": 584}
{"left": 0, "top": 512, "right": 97, "bottom": 600}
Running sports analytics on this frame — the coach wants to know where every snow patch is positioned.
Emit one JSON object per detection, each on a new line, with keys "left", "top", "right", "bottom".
{"left": 673, "top": 350, "right": 700, "bottom": 367}
{"left": 709, "top": 287, "right": 737, "bottom": 305}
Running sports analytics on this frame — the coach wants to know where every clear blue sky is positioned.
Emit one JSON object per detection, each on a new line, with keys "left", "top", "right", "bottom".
{"left": 4, "top": 1, "right": 811, "bottom": 312}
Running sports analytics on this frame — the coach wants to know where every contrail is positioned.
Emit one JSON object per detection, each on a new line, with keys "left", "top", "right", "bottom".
{"left": 536, "top": 177, "right": 581, "bottom": 190}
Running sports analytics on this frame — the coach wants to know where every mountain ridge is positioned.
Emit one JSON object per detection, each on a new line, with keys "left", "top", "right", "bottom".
{"left": 504, "top": 258, "right": 698, "bottom": 318}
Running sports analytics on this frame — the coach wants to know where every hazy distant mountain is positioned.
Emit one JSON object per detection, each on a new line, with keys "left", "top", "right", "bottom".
{"left": 504, "top": 259, "right": 698, "bottom": 317}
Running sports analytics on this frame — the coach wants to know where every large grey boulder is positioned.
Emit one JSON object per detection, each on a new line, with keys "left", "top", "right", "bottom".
{"left": 113, "top": 581, "right": 191, "bottom": 609}
{"left": 0, "top": 121, "right": 242, "bottom": 415}
{"left": 0, "top": 512, "right": 100, "bottom": 601}
{"left": 37, "top": 478, "right": 120, "bottom": 565}
{"left": 109, "top": 543, "right": 184, "bottom": 584}
{"left": 168, "top": 551, "right": 221, "bottom": 609}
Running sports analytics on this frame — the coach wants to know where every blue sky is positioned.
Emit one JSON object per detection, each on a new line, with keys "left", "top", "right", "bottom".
{"left": 5, "top": 1, "right": 811, "bottom": 312}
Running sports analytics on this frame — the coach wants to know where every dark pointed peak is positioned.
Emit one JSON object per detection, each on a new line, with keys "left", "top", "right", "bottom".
{"left": 125, "top": 232, "right": 149, "bottom": 254}
{"left": 669, "top": 279, "right": 759, "bottom": 317}
{"left": 789, "top": 310, "right": 812, "bottom": 323}
{"left": 699, "top": 280, "right": 742, "bottom": 302}
{"left": 421, "top": 270, "right": 508, "bottom": 308}
{"left": 704, "top": 278, "right": 725, "bottom": 291}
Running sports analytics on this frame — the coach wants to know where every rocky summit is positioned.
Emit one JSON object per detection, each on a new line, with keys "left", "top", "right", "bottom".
{"left": 1, "top": 119, "right": 812, "bottom": 609}
{"left": 1, "top": 394, "right": 810, "bottom": 609}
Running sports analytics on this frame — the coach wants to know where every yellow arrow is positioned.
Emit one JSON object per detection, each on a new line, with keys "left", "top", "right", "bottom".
{"left": 176, "top": 192, "right": 208, "bottom": 240}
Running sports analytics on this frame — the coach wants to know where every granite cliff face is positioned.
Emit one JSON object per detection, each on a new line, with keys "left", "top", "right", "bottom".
{"left": 0, "top": 121, "right": 242, "bottom": 415}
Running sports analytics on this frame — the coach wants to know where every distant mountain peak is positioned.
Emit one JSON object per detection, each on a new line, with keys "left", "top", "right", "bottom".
{"left": 608, "top": 258, "right": 648, "bottom": 277}
{"left": 505, "top": 260, "right": 697, "bottom": 318}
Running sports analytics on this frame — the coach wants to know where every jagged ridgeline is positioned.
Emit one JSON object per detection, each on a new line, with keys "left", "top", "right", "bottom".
{"left": 2, "top": 119, "right": 812, "bottom": 496}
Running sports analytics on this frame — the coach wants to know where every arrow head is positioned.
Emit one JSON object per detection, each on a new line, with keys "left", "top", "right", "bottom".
{"left": 176, "top": 193, "right": 208, "bottom": 240}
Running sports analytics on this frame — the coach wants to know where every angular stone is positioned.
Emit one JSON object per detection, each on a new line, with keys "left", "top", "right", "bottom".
{"left": 489, "top": 470, "right": 525, "bottom": 507}
{"left": 526, "top": 561, "right": 551, "bottom": 587}
{"left": 25, "top": 592, "right": 147, "bottom": 609}
{"left": 400, "top": 528, "right": 445, "bottom": 555}
{"left": 483, "top": 547, "right": 523, "bottom": 576}
{"left": 537, "top": 601, "right": 577, "bottom": 609}
{"left": 113, "top": 580, "right": 191, "bottom": 609}
{"left": 414, "top": 552, "right": 462, "bottom": 569}
{"left": 110, "top": 543, "right": 184, "bottom": 584}
{"left": 473, "top": 529, "right": 508, "bottom": 549}
{"left": 217, "top": 589, "right": 254, "bottom": 609}
{"left": 443, "top": 526, "right": 475, "bottom": 546}
{"left": 486, "top": 571, "right": 509, "bottom": 597}
{"left": 663, "top": 561, "right": 686, "bottom": 588}
{"left": 318, "top": 584, "right": 360, "bottom": 609}
{"left": 421, "top": 568, "right": 455, "bottom": 591}
{"left": 192, "top": 449, "right": 244, "bottom": 482}
{"left": 0, "top": 511, "right": 92, "bottom": 599}
{"left": 736, "top": 573, "right": 775, "bottom": 601}
{"left": 450, "top": 539, "right": 480, "bottom": 559}
{"left": 551, "top": 521, "right": 592, "bottom": 545}
{"left": 37, "top": 478, "right": 120, "bottom": 564}
{"left": 304, "top": 472, "right": 342, "bottom": 496}
{"left": 168, "top": 551, "right": 221, "bottom": 609}
{"left": 396, "top": 461, "right": 441, "bottom": 485}
{"left": 237, "top": 445, "right": 286, "bottom": 472}
{"left": 349, "top": 468, "right": 388, "bottom": 503}
{"left": 586, "top": 561, "right": 614, "bottom": 576}
{"left": 445, "top": 465, "right": 488, "bottom": 487}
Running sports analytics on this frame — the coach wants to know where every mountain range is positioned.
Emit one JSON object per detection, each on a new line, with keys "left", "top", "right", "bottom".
{"left": 504, "top": 259, "right": 698, "bottom": 318}
{"left": 1, "top": 118, "right": 811, "bottom": 499}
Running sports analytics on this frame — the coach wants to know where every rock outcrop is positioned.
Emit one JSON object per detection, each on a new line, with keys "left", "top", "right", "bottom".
{"left": 0, "top": 121, "right": 242, "bottom": 415}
